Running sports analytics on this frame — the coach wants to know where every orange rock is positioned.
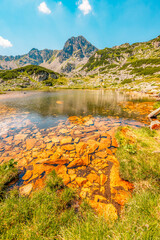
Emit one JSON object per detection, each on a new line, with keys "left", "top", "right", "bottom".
{"left": 61, "top": 144, "right": 75, "bottom": 151}
{"left": 28, "top": 173, "right": 39, "bottom": 182}
{"left": 33, "top": 163, "right": 53, "bottom": 176}
{"left": 67, "top": 158, "right": 84, "bottom": 168}
{"left": 61, "top": 137, "right": 73, "bottom": 145}
{"left": 112, "top": 190, "right": 132, "bottom": 206}
{"left": 87, "top": 173, "right": 100, "bottom": 184}
{"left": 54, "top": 165, "right": 67, "bottom": 175}
{"left": 33, "top": 178, "right": 45, "bottom": 190}
{"left": 26, "top": 138, "right": 37, "bottom": 150}
{"left": 89, "top": 201, "right": 118, "bottom": 221}
{"left": 74, "top": 137, "right": 80, "bottom": 144}
{"left": 56, "top": 101, "right": 63, "bottom": 105}
{"left": 100, "top": 186, "right": 105, "bottom": 195}
{"left": 84, "top": 119, "right": 94, "bottom": 126}
{"left": 76, "top": 142, "right": 88, "bottom": 154}
{"left": 100, "top": 174, "right": 107, "bottom": 185}
{"left": 98, "top": 143, "right": 107, "bottom": 151}
{"left": 112, "top": 137, "right": 118, "bottom": 148}
{"left": 101, "top": 133, "right": 111, "bottom": 139}
{"left": 94, "top": 195, "right": 107, "bottom": 202}
{"left": 106, "top": 148, "right": 113, "bottom": 155}
{"left": 51, "top": 137, "right": 60, "bottom": 144}
{"left": 5, "top": 145, "right": 12, "bottom": 151}
{"left": 5, "top": 136, "right": 13, "bottom": 144}
{"left": 100, "top": 138, "right": 111, "bottom": 148}
{"left": 74, "top": 130, "right": 82, "bottom": 135}
{"left": 60, "top": 174, "right": 71, "bottom": 185}
{"left": 53, "top": 148, "right": 63, "bottom": 158}
{"left": 19, "top": 183, "right": 33, "bottom": 196}
{"left": 70, "top": 174, "right": 77, "bottom": 182}
{"left": 46, "top": 142, "right": 54, "bottom": 149}
{"left": 68, "top": 169, "right": 75, "bottom": 175}
{"left": 81, "top": 154, "right": 91, "bottom": 166}
{"left": 43, "top": 158, "right": 69, "bottom": 165}
{"left": 87, "top": 140, "right": 99, "bottom": 154}
{"left": 15, "top": 134, "right": 28, "bottom": 141}
{"left": 22, "top": 171, "right": 33, "bottom": 181}
{"left": 96, "top": 151, "right": 108, "bottom": 158}
{"left": 17, "top": 158, "right": 27, "bottom": 167}
{"left": 75, "top": 177, "right": 87, "bottom": 187}
{"left": 59, "top": 128, "right": 70, "bottom": 134}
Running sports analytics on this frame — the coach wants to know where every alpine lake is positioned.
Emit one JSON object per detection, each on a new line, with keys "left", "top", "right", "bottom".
{"left": 0, "top": 89, "right": 155, "bottom": 219}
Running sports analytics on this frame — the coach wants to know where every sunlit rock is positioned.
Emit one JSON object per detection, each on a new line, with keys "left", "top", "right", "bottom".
{"left": 19, "top": 183, "right": 33, "bottom": 196}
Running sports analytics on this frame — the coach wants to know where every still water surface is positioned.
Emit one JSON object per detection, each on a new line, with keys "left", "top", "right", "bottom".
{"left": 0, "top": 90, "right": 152, "bottom": 130}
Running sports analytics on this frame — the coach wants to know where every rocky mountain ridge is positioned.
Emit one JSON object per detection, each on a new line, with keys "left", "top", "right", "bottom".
{"left": 0, "top": 36, "right": 97, "bottom": 75}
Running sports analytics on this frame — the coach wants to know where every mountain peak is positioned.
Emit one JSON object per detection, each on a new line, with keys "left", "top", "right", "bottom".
{"left": 58, "top": 36, "right": 98, "bottom": 63}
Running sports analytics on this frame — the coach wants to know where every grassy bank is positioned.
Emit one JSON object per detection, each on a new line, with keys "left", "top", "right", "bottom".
{"left": 0, "top": 127, "right": 160, "bottom": 239}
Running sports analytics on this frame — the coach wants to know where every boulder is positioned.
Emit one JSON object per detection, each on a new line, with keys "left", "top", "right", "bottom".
{"left": 150, "top": 120, "right": 160, "bottom": 130}
{"left": 19, "top": 183, "right": 33, "bottom": 196}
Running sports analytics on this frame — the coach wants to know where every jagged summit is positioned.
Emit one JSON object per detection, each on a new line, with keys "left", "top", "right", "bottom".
{"left": 58, "top": 35, "right": 97, "bottom": 63}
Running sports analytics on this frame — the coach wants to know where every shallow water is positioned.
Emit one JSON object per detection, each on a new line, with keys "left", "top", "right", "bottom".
{"left": 0, "top": 90, "right": 154, "bottom": 218}
{"left": 0, "top": 90, "right": 153, "bottom": 130}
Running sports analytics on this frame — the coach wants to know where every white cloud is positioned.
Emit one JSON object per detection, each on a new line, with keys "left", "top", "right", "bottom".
{"left": 0, "top": 36, "right": 13, "bottom": 48}
{"left": 38, "top": 1, "right": 51, "bottom": 14}
{"left": 58, "top": 1, "right": 62, "bottom": 6}
{"left": 78, "top": 0, "right": 92, "bottom": 15}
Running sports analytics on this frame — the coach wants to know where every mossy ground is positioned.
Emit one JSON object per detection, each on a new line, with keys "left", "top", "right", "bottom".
{"left": 0, "top": 127, "right": 160, "bottom": 239}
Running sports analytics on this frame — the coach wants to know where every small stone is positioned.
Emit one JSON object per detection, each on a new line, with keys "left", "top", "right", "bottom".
{"left": 22, "top": 171, "right": 33, "bottom": 181}
{"left": 56, "top": 101, "right": 63, "bottom": 105}
{"left": 59, "top": 174, "right": 70, "bottom": 185}
{"left": 26, "top": 138, "right": 37, "bottom": 150}
{"left": 74, "top": 137, "right": 80, "bottom": 144}
{"left": 15, "top": 134, "right": 28, "bottom": 141}
{"left": 67, "top": 158, "right": 83, "bottom": 168}
{"left": 61, "top": 137, "right": 73, "bottom": 145}
{"left": 59, "top": 128, "right": 69, "bottom": 134}
{"left": 5, "top": 136, "right": 13, "bottom": 144}
{"left": 52, "top": 137, "right": 60, "bottom": 144}
{"left": 70, "top": 174, "right": 77, "bottom": 182}
{"left": 96, "top": 151, "right": 108, "bottom": 158}
{"left": 89, "top": 201, "right": 118, "bottom": 221}
{"left": 46, "top": 142, "right": 54, "bottom": 149}
{"left": 75, "top": 177, "right": 87, "bottom": 187}
{"left": 100, "top": 174, "right": 107, "bottom": 185}
{"left": 61, "top": 144, "right": 75, "bottom": 151}
{"left": 87, "top": 173, "right": 100, "bottom": 184}
{"left": 87, "top": 140, "right": 99, "bottom": 154}
{"left": 112, "top": 137, "right": 118, "bottom": 148}
{"left": 54, "top": 165, "right": 67, "bottom": 175}
{"left": 150, "top": 120, "right": 160, "bottom": 130}
{"left": 68, "top": 169, "right": 75, "bottom": 175}
{"left": 19, "top": 183, "right": 33, "bottom": 196}
{"left": 76, "top": 142, "right": 88, "bottom": 154}
{"left": 94, "top": 195, "right": 107, "bottom": 202}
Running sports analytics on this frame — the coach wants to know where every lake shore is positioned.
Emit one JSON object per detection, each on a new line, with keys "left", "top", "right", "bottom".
{"left": 0, "top": 88, "right": 158, "bottom": 101}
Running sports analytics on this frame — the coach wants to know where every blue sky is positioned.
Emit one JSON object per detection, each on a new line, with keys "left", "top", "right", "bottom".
{"left": 0, "top": 0, "right": 160, "bottom": 56}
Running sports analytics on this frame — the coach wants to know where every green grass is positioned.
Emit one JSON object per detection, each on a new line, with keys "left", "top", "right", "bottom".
{"left": 121, "top": 79, "right": 133, "bottom": 84}
{"left": 0, "top": 159, "right": 18, "bottom": 197}
{"left": 1, "top": 127, "right": 160, "bottom": 239}
{"left": 0, "top": 65, "right": 60, "bottom": 81}
{"left": 153, "top": 101, "right": 160, "bottom": 109}
{"left": 131, "top": 66, "right": 160, "bottom": 76}
{"left": 115, "top": 127, "right": 160, "bottom": 181}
